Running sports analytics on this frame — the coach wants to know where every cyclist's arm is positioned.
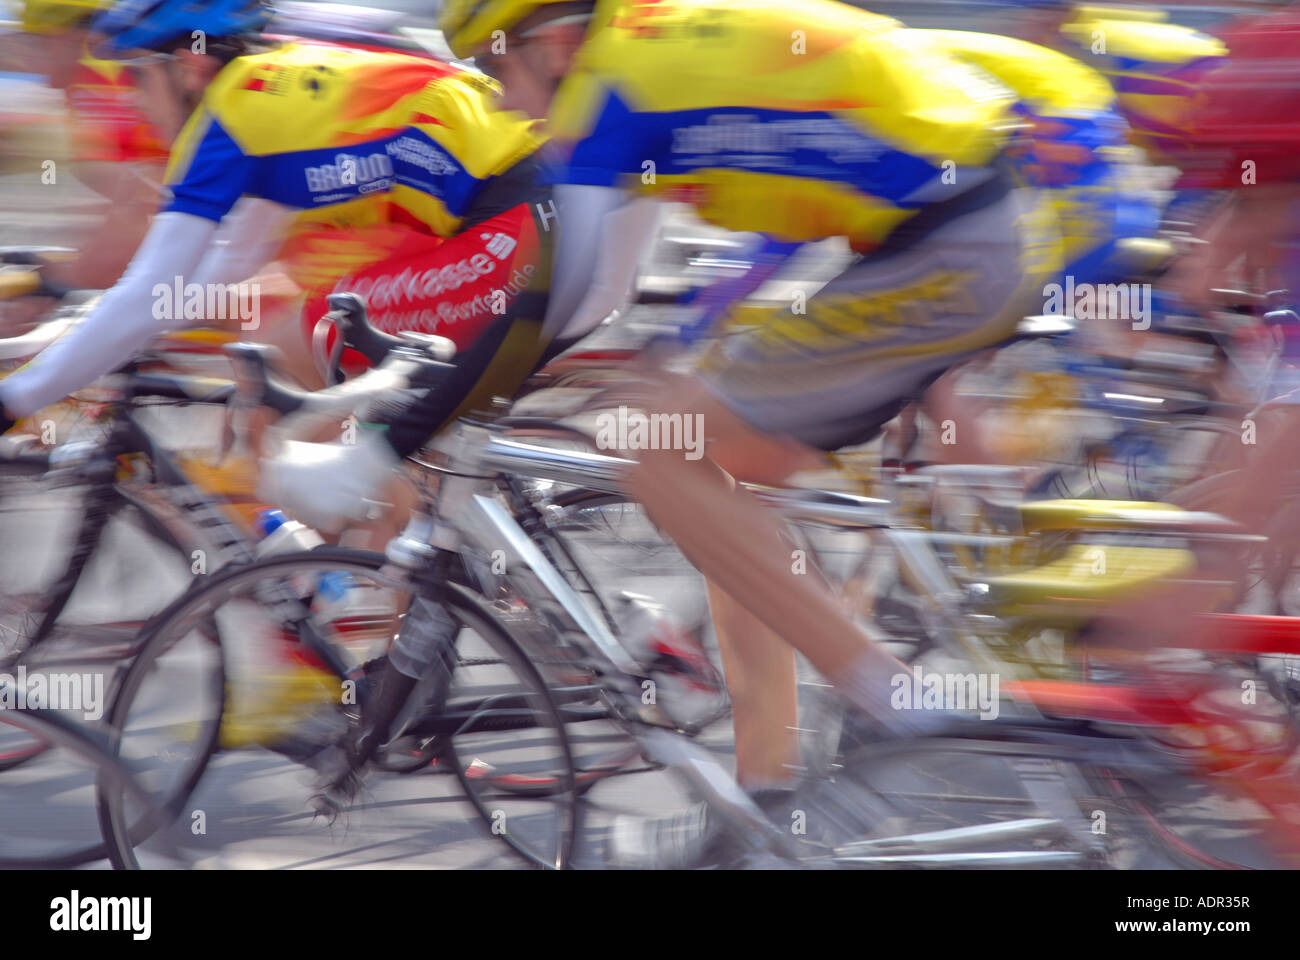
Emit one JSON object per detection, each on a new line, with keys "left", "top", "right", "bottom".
{"left": 189, "top": 197, "right": 295, "bottom": 291}
{"left": 0, "top": 211, "right": 217, "bottom": 419}
{"left": 542, "top": 184, "right": 659, "bottom": 344}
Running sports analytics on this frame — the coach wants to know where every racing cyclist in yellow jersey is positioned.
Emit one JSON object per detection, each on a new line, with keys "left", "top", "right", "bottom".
{"left": 439, "top": 0, "right": 1057, "bottom": 865}
{"left": 1001, "top": 1, "right": 1227, "bottom": 229}
{"left": 0, "top": 0, "right": 565, "bottom": 772}
{"left": 4, "top": 0, "right": 468, "bottom": 317}
{"left": 6, "top": 0, "right": 170, "bottom": 309}
{"left": 0, "top": 0, "right": 551, "bottom": 429}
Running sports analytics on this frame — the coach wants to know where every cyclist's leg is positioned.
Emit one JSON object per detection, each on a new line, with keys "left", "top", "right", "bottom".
{"left": 626, "top": 180, "right": 1049, "bottom": 742}
{"left": 706, "top": 579, "right": 802, "bottom": 788}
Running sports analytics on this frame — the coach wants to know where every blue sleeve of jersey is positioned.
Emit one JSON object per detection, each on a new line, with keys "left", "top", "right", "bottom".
{"left": 163, "top": 115, "right": 258, "bottom": 222}
{"left": 559, "top": 91, "right": 664, "bottom": 188}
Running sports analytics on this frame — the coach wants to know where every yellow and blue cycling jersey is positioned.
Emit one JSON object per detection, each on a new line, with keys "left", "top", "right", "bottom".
{"left": 919, "top": 28, "right": 1157, "bottom": 284}
{"left": 548, "top": 0, "right": 1015, "bottom": 247}
{"left": 917, "top": 29, "right": 1126, "bottom": 188}
{"left": 1059, "top": 7, "right": 1226, "bottom": 162}
{"left": 164, "top": 42, "right": 543, "bottom": 238}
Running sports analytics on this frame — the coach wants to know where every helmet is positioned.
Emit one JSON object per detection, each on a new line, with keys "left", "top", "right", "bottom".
{"left": 439, "top": 0, "right": 583, "bottom": 60}
{"left": 21, "top": 0, "right": 112, "bottom": 34}
{"left": 90, "top": 0, "right": 273, "bottom": 56}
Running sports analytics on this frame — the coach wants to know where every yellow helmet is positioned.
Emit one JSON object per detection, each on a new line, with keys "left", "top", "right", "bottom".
{"left": 22, "top": 0, "right": 112, "bottom": 34}
{"left": 439, "top": 0, "right": 586, "bottom": 60}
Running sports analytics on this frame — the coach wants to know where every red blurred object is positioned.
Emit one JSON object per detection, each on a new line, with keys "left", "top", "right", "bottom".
{"left": 1179, "top": 6, "right": 1300, "bottom": 187}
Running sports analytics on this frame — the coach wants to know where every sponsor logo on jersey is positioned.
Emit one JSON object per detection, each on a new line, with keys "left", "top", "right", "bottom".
{"left": 304, "top": 151, "right": 395, "bottom": 195}
{"left": 243, "top": 63, "right": 287, "bottom": 93}
{"left": 386, "top": 135, "right": 460, "bottom": 177}
{"left": 328, "top": 231, "right": 519, "bottom": 309}
{"left": 670, "top": 114, "right": 886, "bottom": 164}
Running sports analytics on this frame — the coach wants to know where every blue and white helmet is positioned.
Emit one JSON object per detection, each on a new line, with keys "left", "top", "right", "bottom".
{"left": 91, "top": 0, "right": 272, "bottom": 55}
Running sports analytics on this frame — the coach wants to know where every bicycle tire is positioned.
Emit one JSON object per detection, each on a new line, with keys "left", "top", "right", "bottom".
{"left": 100, "top": 547, "right": 578, "bottom": 869}
{"left": 0, "top": 703, "right": 159, "bottom": 869}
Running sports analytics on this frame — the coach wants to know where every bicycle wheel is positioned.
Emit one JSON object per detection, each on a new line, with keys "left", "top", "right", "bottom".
{"left": 101, "top": 548, "right": 577, "bottom": 869}
{"left": 794, "top": 730, "right": 1111, "bottom": 869}
{"left": 0, "top": 695, "right": 160, "bottom": 868}
{"left": 0, "top": 476, "right": 195, "bottom": 667}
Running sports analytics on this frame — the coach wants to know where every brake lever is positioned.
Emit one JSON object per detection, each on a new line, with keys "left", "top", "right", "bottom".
{"left": 310, "top": 313, "right": 346, "bottom": 385}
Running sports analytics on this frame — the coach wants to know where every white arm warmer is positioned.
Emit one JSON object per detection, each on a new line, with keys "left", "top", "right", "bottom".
{"left": 190, "top": 198, "right": 295, "bottom": 288}
{"left": 1, "top": 212, "right": 217, "bottom": 417}
{"left": 0, "top": 200, "right": 294, "bottom": 420}
{"left": 543, "top": 184, "right": 660, "bottom": 343}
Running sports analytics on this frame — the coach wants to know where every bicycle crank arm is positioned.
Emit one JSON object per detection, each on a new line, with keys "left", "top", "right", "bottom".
{"left": 636, "top": 727, "right": 809, "bottom": 861}
{"left": 834, "top": 817, "right": 1067, "bottom": 856}
{"left": 833, "top": 850, "right": 1085, "bottom": 868}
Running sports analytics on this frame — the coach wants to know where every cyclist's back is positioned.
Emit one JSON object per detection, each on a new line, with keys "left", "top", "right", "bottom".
{"left": 549, "top": 0, "right": 1012, "bottom": 249}
{"left": 919, "top": 27, "right": 1158, "bottom": 286}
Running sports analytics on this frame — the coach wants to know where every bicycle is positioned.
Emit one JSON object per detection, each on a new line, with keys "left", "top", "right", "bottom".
{"left": 99, "top": 380, "right": 1300, "bottom": 869}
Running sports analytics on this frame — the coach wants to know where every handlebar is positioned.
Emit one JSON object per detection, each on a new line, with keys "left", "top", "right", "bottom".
{"left": 320, "top": 292, "right": 408, "bottom": 371}
{"left": 224, "top": 334, "right": 456, "bottom": 445}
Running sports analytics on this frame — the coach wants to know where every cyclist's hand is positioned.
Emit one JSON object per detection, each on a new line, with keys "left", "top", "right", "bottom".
{"left": 258, "top": 429, "right": 401, "bottom": 534}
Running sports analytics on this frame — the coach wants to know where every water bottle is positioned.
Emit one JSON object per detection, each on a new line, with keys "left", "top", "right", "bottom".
{"left": 255, "top": 509, "right": 326, "bottom": 557}
{"left": 253, "top": 504, "right": 340, "bottom": 600}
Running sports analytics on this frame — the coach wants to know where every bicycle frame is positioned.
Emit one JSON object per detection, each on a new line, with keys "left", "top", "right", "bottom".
{"left": 2, "top": 368, "right": 259, "bottom": 666}
{"left": 393, "top": 420, "right": 1300, "bottom": 867}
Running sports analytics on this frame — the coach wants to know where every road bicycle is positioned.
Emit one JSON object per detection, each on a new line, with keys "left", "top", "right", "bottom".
{"left": 99, "top": 331, "right": 1300, "bottom": 869}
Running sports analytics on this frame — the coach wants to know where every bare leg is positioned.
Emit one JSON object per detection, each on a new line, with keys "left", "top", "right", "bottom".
{"left": 624, "top": 378, "right": 909, "bottom": 715}
{"left": 707, "top": 580, "right": 801, "bottom": 788}
{"left": 921, "top": 358, "right": 999, "bottom": 465}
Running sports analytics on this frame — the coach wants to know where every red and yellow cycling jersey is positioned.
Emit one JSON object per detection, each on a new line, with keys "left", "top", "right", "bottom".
{"left": 64, "top": 55, "right": 170, "bottom": 164}
{"left": 548, "top": 0, "right": 1014, "bottom": 248}
{"left": 163, "top": 42, "right": 542, "bottom": 237}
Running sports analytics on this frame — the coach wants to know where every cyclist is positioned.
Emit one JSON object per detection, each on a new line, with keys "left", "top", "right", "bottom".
{"left": 0, "top": 0, "right": 564, "bottom": 763}
{"left": 0, "top": 0, "right": 552, "bottom": 425}
{"left": 5, "top": 0, "right": 169, "bottom": 308}
{"left": 2, "top": 0, "right": 461, "bottom": 320}
{"left": 668, "top": 28, "right": 1159, "bottom": 468}
{"left": 434, "top": 0, "right": 1061, "bottom": 865}
{"left": 1095, "top": 3, "right": 1300, "bottom": 650}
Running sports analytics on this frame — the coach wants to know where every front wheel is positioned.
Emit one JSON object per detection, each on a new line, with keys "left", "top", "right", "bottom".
{"left": 99, "top": 548, "right": 578, "bottom": 869}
